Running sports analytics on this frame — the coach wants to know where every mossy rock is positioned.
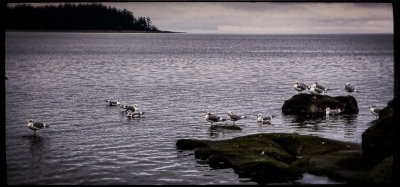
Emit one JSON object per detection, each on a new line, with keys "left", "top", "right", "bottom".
{"left": 176, "top": 133, "right": 360, "bottom": 184}
{"left": 282, "top": 94, "right": 359, "bottom": 115}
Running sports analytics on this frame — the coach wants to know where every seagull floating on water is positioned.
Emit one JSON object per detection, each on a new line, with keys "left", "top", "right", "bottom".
{"left": 227, "top": 111, "right": 246, "bottom": 124}
{"left": 293, "top": 81, "right": 309, "bottom": 94}
{"left": 325, "top": 107, "right": 343, "bottom": 115}
{"left": 257, "top": 113, "right": 272, "bottom": 124}
{"left": 120, "top": 104, "right": 138, "bottom": 112}
{"left": 205, "top": 112, "right": 227, "bottom": 125}
{"left": 370, "top": 105, "right": 381, "bottom": 119}
{"left": 345, "top": 83, "right": 359, "bottom": 93}
{"left": 27, "top": 119, "right": 49, "bottom": 135}
{"left": 127, "top": 110, "right": 145, "bottom": 118}
{"left": 104, "top": 99, "right": 121, "bottom": 106}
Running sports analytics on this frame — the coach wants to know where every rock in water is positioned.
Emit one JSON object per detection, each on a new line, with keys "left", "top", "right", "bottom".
{"left": 362, "top": 98, "right": 395, "bottom": 163}
{"left": 176, "top": 133, "right": 361, "bottom": 184}
{"left": 281, "top": 94, "right": 358, "bottom": 115}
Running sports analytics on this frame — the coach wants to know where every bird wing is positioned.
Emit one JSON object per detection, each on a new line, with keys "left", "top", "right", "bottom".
{"left": 229, "top": 114, "right": 241, "bottom": 120}
{"left": 208, "top": 114, "right": 220, "bottom": 122}
{"left": 33, "top": 122, "right": 46, "bottom": 129}
{"left": 314, "top": 87, "right": 324, "bottom": 93}
{"left": 264, "top": 116, "right": 271, "bottom": 121}
{"left": 297, "top": 84, "right": 307, "bottom": 90}
{"left": 345, "top": 85, "right": 354, "bottom": 92}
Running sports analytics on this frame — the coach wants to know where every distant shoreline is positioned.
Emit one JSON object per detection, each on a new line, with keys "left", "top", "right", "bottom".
{"left": 5, "top": 29, "right": 186, "bottom": 34}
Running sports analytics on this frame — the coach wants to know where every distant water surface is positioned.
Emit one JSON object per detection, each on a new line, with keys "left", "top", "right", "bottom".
{"left": 5, "top": 32, "right": 394, "bottom": 184}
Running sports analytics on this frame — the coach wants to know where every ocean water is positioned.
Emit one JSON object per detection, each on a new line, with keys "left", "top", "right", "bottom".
{"left": 5, "top": 32, "right": 394, "bottom": 184}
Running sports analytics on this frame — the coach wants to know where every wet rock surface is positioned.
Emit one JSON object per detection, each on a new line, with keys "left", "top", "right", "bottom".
{"left": 177, "top": 133, "right": 370, "bottom": 184}
{"left": 282, "top": 94, "right": 359, "bottom": 115}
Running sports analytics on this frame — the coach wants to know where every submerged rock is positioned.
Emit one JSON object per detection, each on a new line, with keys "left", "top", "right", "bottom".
{"left": 209, "top": 124, "right": 242, "bottom": 131}
{"left": 282, "top": 94, "right": 358, "bottom": 115}
{"left": 176, "top": 133, "right": 366, "bottom": 184}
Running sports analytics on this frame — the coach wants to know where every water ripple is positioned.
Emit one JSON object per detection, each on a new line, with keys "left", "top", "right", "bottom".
{"left": 6, "top": 33, "right": 393, "bottom": 185}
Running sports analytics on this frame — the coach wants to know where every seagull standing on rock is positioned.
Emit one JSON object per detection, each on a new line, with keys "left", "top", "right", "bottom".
{"left": 370, "top": 105, "right": 381, "bottom": 119}
{"left": 312, "top": 82, "right": 330, "bottom": 92}
{"left": 257, "top": 113, "right": 272, "bottom": 124}
{"left": 205, "top": 112, "right": 227, "bottom": 125}
{"left": 308, "top": 86, "right": 324, "bottom": 96}
{"left": 227, "top": 111, "right": 247, "bottom": 124}
{"left": 293, "top": 81, "right": 309, "bottom": 94}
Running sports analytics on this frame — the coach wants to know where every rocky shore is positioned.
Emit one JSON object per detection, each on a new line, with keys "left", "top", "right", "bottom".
{"left": 176, "top": 95, "right": 394, "bottom": 184}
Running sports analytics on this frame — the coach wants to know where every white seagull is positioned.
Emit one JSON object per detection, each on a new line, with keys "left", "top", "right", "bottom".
{"left": 345, "top": 83, "right": 359, "bottom": 93}
{"left": 257, "top": 113, "right": 272, "bottom": 124}
{"left": 308, "top": 86, "right": 324, "bottom": 96}
{"left": 205, "top": 112, "right": 227, "bottom": 125}
{"left": 325, "top": 107, "right": 343, "bottom": 115}
{"left": 127, "top": 110, "right": 145, "bottom": 118}
{"left": 27, "top": 119, "right": 49, "bottom": 135}
{"left": 293, "top": 81, "right": 309, "bottom": 94}
{"left": 120, "top": 104, "right": 136, "bottom": 112}
{"left": 104, "top": 99, "right": 121, "bottom": 106}
{"left": 370, "top": 105, "right": 381, "bottom": 119}
{"left": 227, "top": 111, "right": 247, "bottom": 124}
{"left": 312, "top": 82, "right": 330, "bottom": 92}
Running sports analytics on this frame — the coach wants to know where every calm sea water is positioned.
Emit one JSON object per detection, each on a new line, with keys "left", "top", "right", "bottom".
{"left": 5, "top": 32, "right": 394, "bottom": 185}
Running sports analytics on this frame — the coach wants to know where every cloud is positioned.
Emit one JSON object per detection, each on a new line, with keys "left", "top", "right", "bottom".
{"left": 84, "top": 2, "right": 395, "bottom": 34}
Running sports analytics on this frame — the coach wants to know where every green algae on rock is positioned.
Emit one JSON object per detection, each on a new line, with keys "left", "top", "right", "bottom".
{"left": 176, "top": 133, "right": 360, "bottom": 184}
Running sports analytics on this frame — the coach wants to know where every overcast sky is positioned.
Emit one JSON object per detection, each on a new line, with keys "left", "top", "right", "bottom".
{"left": 101, "top": 2, "right": 393, "bottom": 34}
{"left": 9, "top": 2, "right": 393, "bottom": 34}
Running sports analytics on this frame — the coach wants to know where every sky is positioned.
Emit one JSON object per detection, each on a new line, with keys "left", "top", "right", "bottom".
{"left": 103, "top": 2, "right": 393, "bottom": 34}
{"left": 9, "top": 2, "right": 394, "bottom": 34}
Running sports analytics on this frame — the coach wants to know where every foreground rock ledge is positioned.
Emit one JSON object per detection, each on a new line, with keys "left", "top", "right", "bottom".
{"left": 176, "top": 133, "right": 390, "bottom": 184}
{"left": 282, "top": 94, "right": 359, "bottom": 115}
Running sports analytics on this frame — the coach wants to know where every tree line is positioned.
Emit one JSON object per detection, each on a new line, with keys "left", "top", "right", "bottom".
{"left": 6, "top": 3, "right": 160, "bottom": 31}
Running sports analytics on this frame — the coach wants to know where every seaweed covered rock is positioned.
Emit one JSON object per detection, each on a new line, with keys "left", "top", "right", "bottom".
{"left": 362, "top": 98, "right": 395, "bottom": 163}
{"left": 176, "top": 133, "right": 361, "bottom": 184}
{"left": 282, "top": 94, "right": 358, "bottom": 115}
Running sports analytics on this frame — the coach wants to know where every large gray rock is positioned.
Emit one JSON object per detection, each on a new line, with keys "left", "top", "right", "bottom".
{"left": 282, "top": 94, "right": 359, "bottom": 115}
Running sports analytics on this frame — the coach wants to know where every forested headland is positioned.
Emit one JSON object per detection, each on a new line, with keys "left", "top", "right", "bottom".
{"left": 6, "top": 3, "right": 168, "bottom": 32}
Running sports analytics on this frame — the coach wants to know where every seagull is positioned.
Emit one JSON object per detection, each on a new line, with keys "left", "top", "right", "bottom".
{"left": 127, "top": 110, "right": 145, "bottom": 118}
{"left": 345, "top": 83, "right": 359, "bottom": 93}
{"left": 293, "top": 81, "right": 308, "bottom": 93}
{"left": 298, "top": 81, "right": 310, "bottom": 89}
{"left": 312, "top": 82, "right": 330, "bottom": 92}
{"left": 325, "top": 107, "right": 343, "bottom": 115}
{"left": 120, "top": 104, "right": 137, "bottom": 112}
{"left": 308, "top": 86, "right": 324, "bottom": 96}
{"left": 227, "top": 111, "right": 247, "bottom": 124}
{"left": 257, "top": 113, "right": 272, "bottom": 124}
{"left": 104, "top": 99, "right": 121, "bottom": 106}
{"left": 27, "top": 119, "right": 49, "bottom": 135}
{"left": 370, "top": 105, "right": 381, "bottom": 119}
{"left": 205, "top": 112, "right": 227, "bottom": 125}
